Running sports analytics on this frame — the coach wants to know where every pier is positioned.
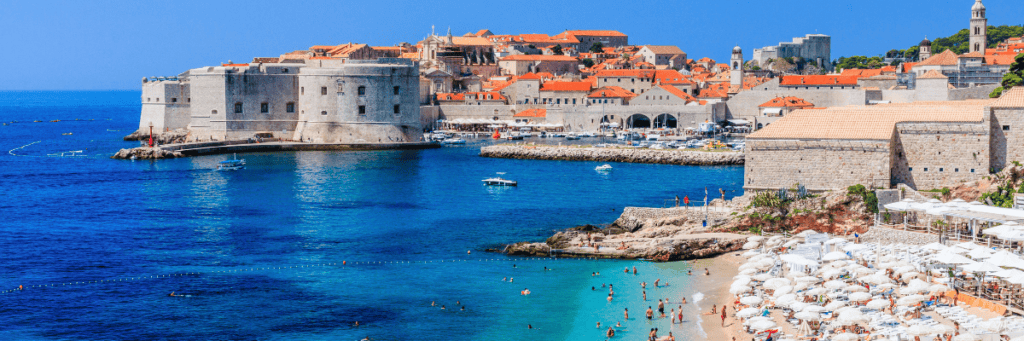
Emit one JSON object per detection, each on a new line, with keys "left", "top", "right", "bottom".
{"left": 112, "top": 140, "right": 440, "bottom": 159}
{"left": 480, "top": 144, "right": 744, "bottom": 166}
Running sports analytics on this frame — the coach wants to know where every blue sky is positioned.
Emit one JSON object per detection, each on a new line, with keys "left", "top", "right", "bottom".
{"left": 1, "top": 0, "right": 1021, "bottom": 90}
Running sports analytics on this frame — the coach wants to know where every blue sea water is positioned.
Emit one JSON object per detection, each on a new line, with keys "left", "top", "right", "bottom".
{"left": 0, "top": 91, "right": 744, "bottom": 340}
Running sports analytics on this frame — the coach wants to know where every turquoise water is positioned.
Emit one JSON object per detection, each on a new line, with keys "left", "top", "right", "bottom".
{"left": 0, "top": 91, "right": 744, "bottom": 340}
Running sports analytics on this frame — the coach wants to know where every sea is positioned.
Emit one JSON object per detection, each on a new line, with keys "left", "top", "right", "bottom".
{"left": 0, "top": 91, "right": 745, "bottom": 341}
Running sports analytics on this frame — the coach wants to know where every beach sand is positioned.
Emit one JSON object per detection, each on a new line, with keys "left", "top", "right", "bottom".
{"left": 691, "top": 251, "right": 746, "bottom": 341}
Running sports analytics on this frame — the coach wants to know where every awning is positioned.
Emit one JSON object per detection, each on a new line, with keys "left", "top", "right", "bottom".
{"left": 728, "top": 119, "right": 751, "bottom": 126}
{"left": 761, "top": 108, "right": 783, "bottom": 115}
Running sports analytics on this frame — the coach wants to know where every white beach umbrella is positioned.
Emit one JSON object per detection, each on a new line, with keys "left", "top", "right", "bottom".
{"left": 773, "top": 285, "right": 794, "bottom": 297}
{"left": 866, "top": 299, "right": 890, "bottom": 310}
{"left": 733, "top": 277, "right": 753, "bottom": 287}
{"left": 852, "top": 267, "right": 876, "bottom": 275}
{"left": 750, "top": 319, "right": 777, "bottom": 331}
{"left": 993, "top": 269, "right": 1024, "bottom": 278}
{"left": 806, "top": 288, "right": 827, "bottom": 295}
{"left": 902, "top": 271, "right": 921, "bottom": 280}
{"left": 729, "top": 285, "right": 751, "bottom": 294}
{"left": 748, "top": 236, "right": 764, "bottom": 242}
{"left": 933, "top": 324, "right": 957, "bottom": 335}
{"left": 922, "top": 242, "right": 948, "bottom": 252}
{"left": 863, "top": 274, "right": 893, "bottom": 285}
{"left": 837, "top": 311, "right": 870, "bottom": 325}
{"left": 954, "top": 333, "right": 981, "bottom": 341}
{"left": 736, "top": 307, "right": 761, "bottom": 318}
{"left": 954, "top": 242, "right": 981, "bottom": 250}
{"left": 908, "top": 324, "right": 936, "bottom": 336}
{"left": 743, "top": 241, "right": 761, "bottom": 249}
{"left": 784, "top": 240, "right": 801, "bottom": 247}
{"left": 739, "top": 268, "right": 757, "bottom": 275}
{"left": 763, "top": 278, "right": 791, "bottom": 290}
{"left": 752, "top": 273, "right": 774, "bottom": 281}
{"left": 845, "top": 284, "right": 868, "bottom": 293}
{"left": 901, "top": 279, "right": 931, "bottom": 294}
{"left": 775, "top": 294, "right": 796, "bottom": 307}
{"left": 999, "top": 230, "right": 1024, "bottom": 242}
{"left": 987, "top": 250, "right": 1023, "bottom": 269}
{"left": 981, "top": 319, "right": 1008, "bottom": 334}
{"left": 794, "top": 282, "right": 810, "bottom": 291}
{"left": 963, "top": 261, "right": 1004, "bottom": 273}
{"left": 802, "top": 304, "right": 827, "bottom": 313}
{"left": 821, "top": 269, "right": 844, "bottom": 279}
{"left": 967, "top": 248, "right": 995, "bottom": 260}
{"left": 789, "top": 301, "right": 808, "bottom": 312}
{"left": 844, "top": 244, "right": 869, "bottom": 252}
{"left": 796, "top": 276, "right": 820, "bottom": 283}
{"left": 740, "top": 296, "right": 763, "bottom": 306}
{"left": 932, "top": 251, "right": 976, "bottom": 265}
{"left": 824, "top": 280, "right": 847, "bottom": 289}
{"left": 829, "top": 260, "right": 849, "bottom": 268}
{"left": 929, "top": 284, "right": 950, "bottom": 293}
{"left": 897, "top": 294, "right": 927, "bottom": 306}
{"left": 849, "top": 292, "right": 872, "bottom": 301}
{"left": 823, "top": 251, "right": 850, "bottom": 261}
{"left": 797, "top": 320, "right": 814, "bottom": 336}
{"left": 894, "top": 265, "right": 917, "bottom": 274}
{"left": 875, "top": 283, "right": 897, "bottom": 290}
{"left": 833, "top": 333, "right": 859, "bottom": 341}
{"left": 742, "top": 250, "right": 762, "bottom": 257}
{"left": 795, "top": 311, "right": 821, "bottom": 321}
{"left": 824, "top": 301, "right": 847, "bottom": 310}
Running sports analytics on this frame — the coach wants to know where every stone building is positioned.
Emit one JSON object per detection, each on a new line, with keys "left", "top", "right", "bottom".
{"left": 497, "top": 55, "right": 579, "bottom": 76}
{"left": 137, "top": 58, "right": 423, "bottom": 144}
{"left": 743, "top": 87, "right": 1024, "bottom": 192}
{"left": 751, "top": 34, "right": 832, "bottom": 71}
{"left": 637, "top": 45, "right": 687, "bottom": 67}
{"left": 560, "top": 30, "right": 628, "bottom": 52}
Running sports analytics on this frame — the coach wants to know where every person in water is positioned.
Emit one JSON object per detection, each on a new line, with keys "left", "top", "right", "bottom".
{"left": 607, "top": 326, "right": 615, "bottom": 338}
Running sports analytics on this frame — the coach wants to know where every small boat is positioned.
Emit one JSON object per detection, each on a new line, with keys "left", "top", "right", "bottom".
{"left": 482, "top": 173, "right": 517, "bottom": 186}
{"left": 565, "top": 133, "right": 580, "bottom": 140}
{"left": 218, "top": 153, "right": 246, "bottom": 170}
{"left": 551, "top": 132, "right": 566, "bottom": 138}
{"left": 505, "top": 134, "right": 524, "bottom": 140}
{"left": 649, "top": 143, "right": 666, "bottom": 150}
{"left": 595, "top": 164, "right": 613, "bottom": 171}
{"left": 441, "top": 138, "right": 466, "bottom": 145}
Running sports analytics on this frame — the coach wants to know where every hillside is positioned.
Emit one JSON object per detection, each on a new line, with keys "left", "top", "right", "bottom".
{"left": 834, "top": 25, "right": 1024, "bottom": 69}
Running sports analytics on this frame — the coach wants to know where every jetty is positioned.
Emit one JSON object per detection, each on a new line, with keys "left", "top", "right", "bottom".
{"left": 480, "top": 144, "right": 743, "bottom": 166}
{"left": 112, "top": 140, "right": 440, "bottom": 159}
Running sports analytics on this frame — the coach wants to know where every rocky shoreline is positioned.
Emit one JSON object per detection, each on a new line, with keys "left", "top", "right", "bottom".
{"left": 480, "top": 145, "right": 744, "bottom": 166}
{"left": 122, "top": 129, "right": 189, "bottom": 144}
{"left": 111, "top": 147, "right": 182, "bottom": 160}
{"left": 500, "top": 206, "right": 747, "bottom": 261}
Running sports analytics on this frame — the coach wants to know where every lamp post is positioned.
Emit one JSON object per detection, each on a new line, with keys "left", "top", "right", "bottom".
{"left": 148, "top": 122, "right": 154, "bottom": 148}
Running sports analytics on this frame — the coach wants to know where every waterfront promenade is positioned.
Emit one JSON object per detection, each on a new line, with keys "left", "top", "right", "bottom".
{"left": 480, "top": 144, "right": 744, "bottom": 166}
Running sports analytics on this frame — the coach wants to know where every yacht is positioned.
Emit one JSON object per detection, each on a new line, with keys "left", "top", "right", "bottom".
{"left": 595, "top": 164, "right": 613, "bottom": 171}
{"left": 441, "top": 138, "right": 466, "bottom": 145}
{"left": 565, "top": 133, "right": 580, "bottom": 140}
{"left": 218, "top": 154, "right": 246, "bottom": 171}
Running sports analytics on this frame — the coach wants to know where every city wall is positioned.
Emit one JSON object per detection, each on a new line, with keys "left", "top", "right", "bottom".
{"left": 891, "top": 122, "right": 989, "bottom": 189}
{"left": 744, "top": 139, "right": 892, "bottom": 191}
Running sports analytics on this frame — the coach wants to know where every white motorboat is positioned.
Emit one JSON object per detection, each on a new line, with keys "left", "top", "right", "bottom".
{"left": 218, "top": 153, "right": 246, "bottom": 170}
{"left": 441, "top": 138, "right": 466, "bottom": 145}
{"left": 565, "top": 133, "right": 580, "bottom": 140}
{"left": 595, "top": 164, "right": 613, "bottom": 171}
{"left": 482, "top": 173, "right": 517, "bottom": 186}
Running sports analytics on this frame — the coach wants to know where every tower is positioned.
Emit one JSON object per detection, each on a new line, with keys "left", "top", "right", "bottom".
{"left": 919, "top": 36, "right": 932, "bottom": 61}
{"left": 731, "top": 45, "right": 743, "bottom": 87}
{"left": 969, "top": 0, "right": 987, "bottom": 54}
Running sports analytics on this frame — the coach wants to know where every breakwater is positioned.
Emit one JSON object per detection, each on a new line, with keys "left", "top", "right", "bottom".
{"left": 480, "top": 144, "right": 744, "bottom": 165}
{"left": 112, "top": 141, "right": 441, "bottom": 159}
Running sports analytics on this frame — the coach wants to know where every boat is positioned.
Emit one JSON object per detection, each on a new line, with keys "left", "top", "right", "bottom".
{"left": 649, "top": 143, "right": 666, "bottom": 150}
{"left": 218, "top": 153, "right": 246, "bottom": 170}
{"left": 595, "top": 164, "right": 613, "bottom": 171}
{"left": 565, "top": 133, "right": 580, "bottom": 140}
{"left": 551, "top": 132, "right": 566, "bottom": 138}
{"left": 441, "top": 138, "right": 466, "bottom": 145}
{"left": 482, "top": 173, "right": 517, "bottom": 186}
{"left": 505, "top": 134, "right": 524, "bottom": 140}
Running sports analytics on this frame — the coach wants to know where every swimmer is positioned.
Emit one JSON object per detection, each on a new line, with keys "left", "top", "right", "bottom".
{"left": 654, "top": 279, "right": 660, "bottom": 287}
{"left": 502, "top": 277, "right": 507, "bottom": 282}
{"left": 456, "top": 301, "right": 460, "bottom": 305}
{"left": 607, "top": 326, "right": 615, "bottom": 337}
{"left": 597, "top": 321, "right": 601, "bottom": 328}
{"left": 441, "top": 305, "right": 446, "bottom": 310}
{"left": 641, "top": 282, "right": 647, "bottom": 289}
{"left": 671, "top": 308, "right": 676, "bottom": 323}
{"left": 705, "top": 268, "right": 710, "bottom": 276}
{"left": 528, "top": 324, "right": 533, "bottom": 329}
{"left": 688, "top": 270, "right": 692, "bottom": 275}
{"left": 596, "top": 272, "right": 600, "bottom": 276}
{"left": 510, "top": 277, "right": 513, "bottom": 283}
{"left": 513, "top": 264, "right": 517, "bottom": 268}
{"left": 682, "top": 297, "right": 687, "bottom": 304}
{"left": 616, "top": 321, "right": 622, "bottom": 328}
{"left": 646, "top": 306, "right": 653, "bottom": 320}
{"left": 461, "top": 306, "right": 465, "bottom": 311}
{"left": 544, "top": 267, "right": 548, "bottom": 271}
{"left": 607, "top": 294, "right": 613, "bottom": 302}
{"left": 354, "top": 321, "right": 360, "bottom": 327}
{"left": 592, "top": 286, "right": 595, "bottom": 291}
{"left": 633, "top": 266, "right": 637, "bottom": 275}
{"left": 431, "top": 301, "right": 436, "bottom": 306}
{"left": 625, "top": 267, "right": 630, "bottom": 273}
{"left": 643, "top": 290, "right": 647, "bottom": 301}
{"left": 624, "top": 308, "right": 629, "bottom": 319}
{"left": 168, "top": 291, "right": 176, "bottom": 297}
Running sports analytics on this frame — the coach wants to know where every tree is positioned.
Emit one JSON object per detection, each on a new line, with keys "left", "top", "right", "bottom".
{"left": 589, "top": 42, "right": 604, "bottom": 53}
{"left": 581, "top": 58, "right": 595, "bottom": 68}
{"left": 551, "top": 45, "right": 563, "bottom": 55}
{"left": 991, "top": 53, "right": 1024, "bottom": 98}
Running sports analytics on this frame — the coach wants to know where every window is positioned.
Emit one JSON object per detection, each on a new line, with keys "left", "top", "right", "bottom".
{"left": 282, "top": 68, "right": 288, "bottom": 73}
{"left": 156, "top": 98, "right": 160, "bottom": 102}
{"left": 909, "top": 167, "right": 913, "bottom": 171}
{"left": 358, "top": 86, "right": 366, "bottom": 96}
{"left": 188, "top": 98, "right": 191, "bottom": 103}
{"left": 1003, "top": 125, "right": 1010, "bottom": 131}
{"left": 955, "top": 168, "right": 959, "bottom": 172}
{"left": 971, "top": 169, "right": 976, "bottom": 173}
{"left": 924, "top": 168, "right": 929, "bottom": 172}
{"left": 301, "top": 87, "right": 304, "bottom": 95}
{"left": 260, "top": 102, "right": 269, "bottom": 113}
{"left": 939, "top": 168, "right": 944, "bottom": 172}
{"left": 358, "top": 106, "right": 366, "bottom": 114}
{"left": 212, "top": 110, "right": 217, "bottom": 115}
{"left": 321, "top": 87, "right": 327, "bottom": 95}
{"left": 171, "top": 98, "right": 177, "bottom": 103}
{"left": 234, "top": 102, "right": 242, "bottom": 113}
{"left": 393, "top": 86, "right": 400, "bottom": 95}
{"left": 286, "top": 102, "right": 295, "bottom": 113}
{"left": 394, "top": 104, "right": 400, "bottom": 114}
{"left": 321, "top": 111, "right": 327, "bottom": 115}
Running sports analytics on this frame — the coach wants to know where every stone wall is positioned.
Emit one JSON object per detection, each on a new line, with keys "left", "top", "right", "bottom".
{"left": 891, "top": 122, "right": 989, "bottom": 189}
{"left": 991, "top": 107, "right": 1024, "bottom": 171}
{"left": 725, "top": 78, "right": 868, "bottom": 125}
{"left": 744, "top": 139, "right": 892, "bottom": 191}
{"left": 859, "top": 226, "right": 937, "bottom": 245}
{"left": 949, "top": 84, "right": 1000, "bottom": 101}
{"left": 139, "top": 79, "right": 191, "bottom": 133}
{"left": 480, "top": 145, "right": 744, "bottom": 165}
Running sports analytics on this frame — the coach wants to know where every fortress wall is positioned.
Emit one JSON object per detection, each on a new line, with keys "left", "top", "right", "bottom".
{"left": 892, "top": 122, "right": 989, "bottom": 190}
{"left": 744, "top": 139, "right": 892, "bottom": 191}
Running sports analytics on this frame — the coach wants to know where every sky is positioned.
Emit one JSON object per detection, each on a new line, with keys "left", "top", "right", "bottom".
{"left": 1, "top": 0, "right": 1022, "bottom": 90}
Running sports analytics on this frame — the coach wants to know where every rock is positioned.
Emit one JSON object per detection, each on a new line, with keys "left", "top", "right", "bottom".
{"left": 123, "top": 129, "right": 189, "bottom": 144}
{"left": 479, "top": 145, "right": 743, "bottom": 166}
{"left": 504, "top": 242, "right": 551, "bottom": 256}
{"left": 111, "top": 147, "right": 182, "bottom": 160}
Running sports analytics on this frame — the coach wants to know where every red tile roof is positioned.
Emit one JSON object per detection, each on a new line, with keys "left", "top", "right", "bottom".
{"left": 222, "top": 63, "right": 249, "bottom": 67}
{"left": 514, "top": 108, "right": 547, "bottom": 118}
{"left": 437, "top": 92, "right": 506, "bottom": 101}
{"left": 840, "top": 69, "right": 883, "bottom": 77}
{"left": 658, "top": 85, "right": 695, "bottom": 102}
{"left": 902, "top": 62, "right": 918, "bottom": 73}
{"left": 918, "top": 50, "right": 959, "bottom": 66}
{"left": 759, "top": 96, "right": 814, "bottom": 108}
{"left": 540, "top": 81, "right": 592, "bottom": 92}
{"left": 563, "top": 30, "right": 627, "bottom": 37}
{"left": 588, "top": 86, "right": 636, "bottom": 99}
{"left": 779, "top": 75, "right": 859, "bottom": 86}
{"left": 595, "top": 69, "right": 655, "bottom": 78}
{"left": 518, "top": 73, "right": 542, "bottom": 80}
{"left": 500, "top": 55, "right": 578, "bottom": 62}
{"left": 653, "top": 70, "right": 692, "bottom": 85}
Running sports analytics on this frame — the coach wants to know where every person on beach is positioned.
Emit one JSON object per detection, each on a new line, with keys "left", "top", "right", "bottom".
{"left": 705, "top": 268, "right": 710, "bottom": 276}
{"left": 608, "top": 294, "right": 613, "bottom": 302}
{"left": 625, "top": 267, "right": 630, "bottom": 274}
{"left": 687, "top": 270, "right": 692, "bottom": 275}
{"left": 643, "top": 290, "right": 647, "bottom": 301}
{"left": 510, "top": 277, "right": 513, "bottom": 283}
{"left": 711, "top": 304, "right": 717, "bottom": 314}
{"left": 678, "top": 309, "right": 683, "bottom": 323}
{"left": 671, "top": 308, "right": 676, "bottom": 323}
{"left": 633, "top": 266, "right": 637, "bottom": 275}
{"left": 641, "top": 282, "right": 647, "bottom": 289}
{"left": 528, "top": 324, "right": 533, "bottom": 329}
{"left": 441, "top": 305, "right": 446, "bottom": 310}
{"left": 431, "top": 301, "right": 435, "bottom": 306}
{"left": 721, "top": 308, "right": 727, "bottom": 326}
{"left": 682, "top": 297, "right": 687, "bottom": 304}
{"left": 597, "top": 322, "right": 601, "bottom": 328}
{"left": 646, "top": 306, "right": 653, "bottom": 320}
{"left": 668, "top": 332, "right": 675, "bottom": 341}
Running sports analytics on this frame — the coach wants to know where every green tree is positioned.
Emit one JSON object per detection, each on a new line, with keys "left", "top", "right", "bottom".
{"left": 589, "top": 42, "right": 604, "bottom": 53}
{"left": 551, "top": 44, "right": 563, "bottom": 55}
{"left": 991, "top": 53, "right": 1024, "bottom": 98}
{"left": 581, "top": 58, "right": 595, "bottom": 68}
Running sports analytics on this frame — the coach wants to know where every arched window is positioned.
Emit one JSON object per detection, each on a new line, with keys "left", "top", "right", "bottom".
{"left": 975, "top": 27, "right": 980, "bottom": 35}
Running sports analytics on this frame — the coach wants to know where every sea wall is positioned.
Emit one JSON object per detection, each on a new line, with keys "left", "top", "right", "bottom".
{"left": 479, "top": 145, "right": 744, "bottom": 166}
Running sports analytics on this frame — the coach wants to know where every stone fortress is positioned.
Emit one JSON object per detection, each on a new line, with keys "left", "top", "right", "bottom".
{"left": 751, "top": 34, "right": 833, "bottom": 71}
{"left": 139, "top": 58, "right": 423, "bottom": 144}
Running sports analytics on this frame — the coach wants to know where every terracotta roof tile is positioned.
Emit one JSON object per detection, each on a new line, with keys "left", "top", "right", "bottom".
{"left": 918, "top": 70, "right": 948, "bottom": 79}
{"left": 588, "top": 86, "right": 636, "bottom": 99}
{"left": 918, "top": 50, "right": 959, "bottom": 66}
{"left": 990, "top": 87, "right": 1024, "bottom": 108}
{"left": 563, "top": 30, "right": 627, "bottom": 37}
{"left": 500, "top": 55, "right": 577, "bottom": 62}
{"left": 518, "top": 72, "right": 542, "bottom": 80}
{"left": 758, "top": 96, "right": 814, "bottom": 108}
{"left": 513, "top": 108, "right": 547, "bottom": 118}
{"left": 643, "top": 45, "right": 685, "bottom": 54}
{"left": 540, "top": 81, "right": 592, "bottom": 92}
{"left": 779, "top": 75, "right": 859, "bottom": 86}
{"left": 658, "top": 85, "right": 695, "bottom": 102}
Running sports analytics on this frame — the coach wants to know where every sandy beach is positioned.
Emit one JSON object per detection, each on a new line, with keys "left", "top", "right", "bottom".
{"left": 693, "top": 251, "right": 747, "bottom": 341}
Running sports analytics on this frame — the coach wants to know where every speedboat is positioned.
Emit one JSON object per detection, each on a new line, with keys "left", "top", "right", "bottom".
{"left": 649, "top": 143, "right": 666, "bottom": 150}
{"left": 565, "top": 133, "right": 580, "bottom": 140}
{"left": 218, "top": 153, "right": 246, "bottom": 170}
{"left": 483, "top": 173, "right": 517, "bottom": 186}
{"left": 441, "top": 138, "right": 466, "bottom": 145}
{"left": 595, "top": 164, "right": 613, "bottom": 171}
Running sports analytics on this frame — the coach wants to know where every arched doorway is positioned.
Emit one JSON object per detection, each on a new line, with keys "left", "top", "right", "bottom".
{"left": 626, "top": 114, "right": 650, "bottom": 128}
{"left": 653, "top": 114, "right": 677, "bottom": 128}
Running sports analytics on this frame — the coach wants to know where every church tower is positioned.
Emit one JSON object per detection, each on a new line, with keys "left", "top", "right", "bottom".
{"left": 919, "top": 37, "right": 932, "bottom": 61}
{"left": 731, "top": 46, "right": 743, "bottom": 87}
{"left": 969, "top": 0, "right": 987, "bottom": 54}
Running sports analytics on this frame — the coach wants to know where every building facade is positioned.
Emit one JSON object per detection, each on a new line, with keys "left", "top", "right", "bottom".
{"left": 751, "top": 34, "right": 832, "bottom": 71}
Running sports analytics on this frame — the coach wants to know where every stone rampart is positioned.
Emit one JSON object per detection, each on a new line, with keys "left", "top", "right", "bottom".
{"left": 479, "top": 145, "right": 743, "bottom": 166}
{"left": 744, "top": 139, "right": 891, "bottom": 191}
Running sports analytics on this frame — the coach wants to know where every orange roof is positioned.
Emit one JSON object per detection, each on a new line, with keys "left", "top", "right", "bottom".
{"left": 563, "top": 30, "right": 627, "bottom": 37}
{"left": 518, "top": 72, "right": 542, "bottom": 80}
{"left": 540, "top": 81, "right": 592, "bottom": 92}
{"left": 588, "top": 86, "right": 636, "bottom": 99}
{"left": 653, "top": 70, "right": 692, "bottom": 85}
{"left": 642, "top": 45, "right": 685, "bottom": 55}
{"left": 437, "top": 92, "right": 506, "bottom": 101}
{"left": 918, "top": 70, "right": 948, "bottom": 79}
{"left": 500, "top": 55, "right": 578, "bottom": 62}
{"left": 535, "top": 72, "right": 554, "bottom": 79}
{"left": 400, "top": 52, "right": 419, "bottom": 59}
{"left": 514, "top": 108, "right": 547, "bottom": 118}
{"left": 595, "top": 69, "right": 655, "bottom": 78}
{"left": 779, "top": 75, "right": 859, "bottom": 86}
{"left": 987, "top": 54, "right": 1019, "bottom": 65}
{"left": 918, "top": 50, "right": 959, "bottom": 66}
{"left": 696, "top": 57, "right": 715, "bottom": 64}
{"left": 960, "top": 51, "right": 984, "bottom": 58}
{"left": 840, "top": 69, "right": 883, "bottom": 77}
{"left": 990, "top": 86, "right": 1024, "bottom": 108}
{"left": 902, "top": 62, "right": 918, "bottom": 73}
{"left": 658, "top": 85, "right": 695, "bottom": 102}
{"left": 759, "top": 96, "right": 814, "bottom": 108}
{"left": 697, "top": 88, "right": 727, "bottom": 99}
{"left": 880, "top": 65, "right": 896, "bottom": 73}
{"left": 221, "top": 63, "right": 249, "bottom": 67}
{"left": 519, "top": 33, "right": 578, "bottom": 44}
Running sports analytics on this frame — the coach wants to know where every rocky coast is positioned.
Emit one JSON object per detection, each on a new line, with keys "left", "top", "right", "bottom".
{"left": 480, "top": 144, "right": 744, "bottom": 166}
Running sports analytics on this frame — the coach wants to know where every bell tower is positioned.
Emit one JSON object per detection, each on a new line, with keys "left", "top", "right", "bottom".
{"left": 919, "top": 37, "right": 932, "bottom": 61}
{"left": 731, "top": 46, "right": 743, "bottom": 86}
{"left": 969, "top": 0, "right": 987, "bottom": 54}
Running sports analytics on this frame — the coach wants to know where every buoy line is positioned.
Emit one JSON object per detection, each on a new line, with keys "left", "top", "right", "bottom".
{"left": 0, "top": 256, "right": 610, "bottom": 295}
{"left": 8, "top": 141, "right": 41, "bottom": 156}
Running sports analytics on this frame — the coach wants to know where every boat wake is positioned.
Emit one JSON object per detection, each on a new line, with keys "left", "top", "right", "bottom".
{"left": 691, "top": 292, "right": 708, "bottom": 338}
{"left": 8, "top": 141, "right": 41, "bottom": 156}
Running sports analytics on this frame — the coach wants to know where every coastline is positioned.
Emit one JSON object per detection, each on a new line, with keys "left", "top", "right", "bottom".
{"left": 695, "top": 251, "right": 744, "bottom": 341}
{"left": 480, "top": 144, "right": 744, "bottom": 166}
